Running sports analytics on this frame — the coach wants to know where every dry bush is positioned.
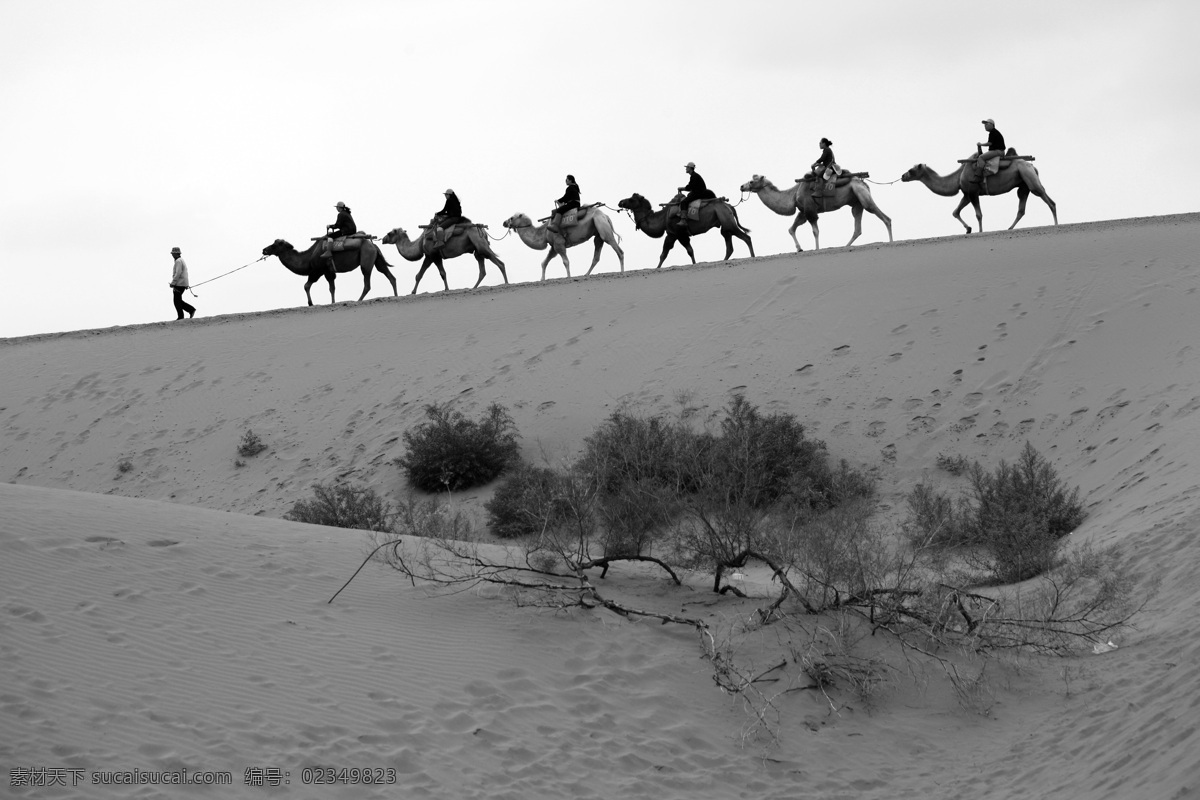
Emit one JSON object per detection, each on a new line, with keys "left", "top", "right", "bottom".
{"left": 907, "top": 442, "right": 1086, "bottom": 583}
{"left": 237, "top": 429, "right": 267, "bottom": 458}
{"left": 396, "top": 403, "right": 521, "bottom": 493}
{"left": 285, "top": 483, "right": 395, "bottom": 532}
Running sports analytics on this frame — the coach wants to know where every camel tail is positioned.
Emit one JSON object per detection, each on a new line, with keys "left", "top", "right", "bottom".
{"left": 731, "top": 204, "right": 751, "bottom": 234}
{"left": 374, "top": 249, "right": 392, "bottom": 270}
{"left": 593, "top": 211, "right": 622, "bottom": 245}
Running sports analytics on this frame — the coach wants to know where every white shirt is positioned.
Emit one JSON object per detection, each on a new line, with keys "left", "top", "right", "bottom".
{"left": 171, "top": 257, "right": 189, "bottom": 288}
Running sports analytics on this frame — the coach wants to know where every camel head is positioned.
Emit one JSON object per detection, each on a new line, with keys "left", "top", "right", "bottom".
{"left": 740, "top": 175, "right": 769, "bottom": 193}
{"left": 380, "top": 228, "right": 408, "bottom": 245}
{"left": 617, "top": 194, "right": 649, "bottom": 213}
{"left": 262, "top": 239, "right": 293, "bottom": 257}
{"left": 502, "top": 213, "right": 532, "bottom": 230}
{"left": 900, "top": 164, "right": 928, "bottom": 183}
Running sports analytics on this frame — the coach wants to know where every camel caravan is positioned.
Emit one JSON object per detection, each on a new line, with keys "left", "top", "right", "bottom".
{"left": 260, "top": 121, "right": 1056, "bottom": 305}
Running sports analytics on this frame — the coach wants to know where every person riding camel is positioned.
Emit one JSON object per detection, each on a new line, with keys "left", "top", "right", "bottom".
{"left": 975, "top": 119, "right": 1006, "bottom": 183}
{"left": 324, "top": 201, "right": 356, "bottom": 264}
{"left": 433, "top": 189, "right": 464, "bottom": 249}
{"left": 810, "top": 138, "right": 841, "bottom": 196}
{"left": 676, "top": 162, "right": 716, "bottom": 230}
{"left": 549, "top": 175, "right": 580, "bottom": 235}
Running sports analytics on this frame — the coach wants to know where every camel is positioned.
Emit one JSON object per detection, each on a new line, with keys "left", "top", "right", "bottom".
{"left": 380, "top": 223, "right": 507, "bottom": 294}
{"left": 739, "top": 174, "right": 893, "bottom": 251}
{"left": 616, "top": 194, "right": 753, "bottom": 268}
{"left": 501, "top": 207, "right": 625, "bottom": 280}
{"left": 261, "top": 238, "right": 397, "bottom": 306}
{"left": 901, "top": 159, "right": 1058, "bottom": 233}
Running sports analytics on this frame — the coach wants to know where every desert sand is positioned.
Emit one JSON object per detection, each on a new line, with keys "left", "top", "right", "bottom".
{"left": 2, "top": 214, "right": 1198, "bottom": 798}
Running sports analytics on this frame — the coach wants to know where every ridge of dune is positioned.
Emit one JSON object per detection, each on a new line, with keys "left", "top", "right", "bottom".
{"left": 3, "top": 213, "right": 1199, "bottom": 798}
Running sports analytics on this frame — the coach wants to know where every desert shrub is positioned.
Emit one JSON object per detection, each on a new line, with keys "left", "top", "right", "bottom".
{"left": 579, "top": 410, "right": 693, "bottom": 556}
{"left": 285, "top": 483, "right": 395, "bottom": 532}
{"left": 905, "top": 483, "right": 970, "bottom": 547}
{"left": 673, "top": 395, "right": 874, "bottom": 590}
{"left": 237, "top": 430, "right": 267, "bottom": 458}
{"left": 907, "top": 442, "right": 1085, "bottom": 583}
{"left": 485, "top": 464, "right": 572, "bottom": 539}
{"left": 936, "top": 452, "right": 971, "bottom": 476}
{"left": 397, "top": 403, "right": 521, "bottom": 492}
{"left": 116, "top": 457, "right": 133, "bottom": 474}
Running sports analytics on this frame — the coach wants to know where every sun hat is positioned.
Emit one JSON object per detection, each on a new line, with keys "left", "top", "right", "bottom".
{"left": 335, "top": 201, "right": 347, "bottom": 209}
{"left": 981, "top": 118, "right": 994, "bottom": 125}
{"left": 444, "top": 188, "right": 455, "bottom": 195}
{"left": 171, "top": 247, "right": 181, "bottom": 255}
{"left": 685, "top": 162, "right": 696, "bottom": 168}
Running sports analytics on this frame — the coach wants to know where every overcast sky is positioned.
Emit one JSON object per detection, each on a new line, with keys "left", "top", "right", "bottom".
{"left": 1, "top": 0, "right": 1196, "bottom": 339}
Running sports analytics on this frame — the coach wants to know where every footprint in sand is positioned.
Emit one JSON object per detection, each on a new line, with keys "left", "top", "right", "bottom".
{"left": 833, "top": 345, "right": 850, "bottom": 355}
{"left": 831, "top": 421, "right": 851, "bottom": 436}
{"left": 1015, "top": 419, "right": 1036, "bottom": 436}
{"left": 902, "top": 398, "right": 923, "bottom": 411}
{"left": 921, "top": 309, "right": 938, "bottom": 317}
{"left": 891, "top": 324, "right": 908, "bottom": 334}
{"left": 908, "top": 416, "right": 935, "bottom": 434}
{"left": 536, "top": 401, "right": 556, "bottom": 413}
{"left": 962, "top": 392, "right": 984, "bottom": 409}
{"left": 950, "top": 414, "right": 977, "bottom": 432}
{"left": 796, "top": 364, "right": 814, "bottom": 373}
{"left": 866, "top": 421, "right": 886, "bottom": 438}
{"left": 1172, "top": 397, "right": 1200, "bottom": 419}
{"left": 887, "top": 352, "right": 903, "bottom": 362}
{"left": 872, "top": 397, "right": 893, "bottom": 410}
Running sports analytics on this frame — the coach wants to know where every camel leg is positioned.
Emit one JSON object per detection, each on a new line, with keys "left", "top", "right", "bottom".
{"left": 972, "top": 197, "right": 984, "bottom": 233}
{"left": 326, "top": 274, "right": 337, "bottom": 304}
{"left": 656, "top": 236, "right": 676, "bottom": 269}
{"left": 680, "top": 237, "right": 696, "bottom": 265}
{"left": 412, "top": 260, "right": 432, "bottom": 294}
{"left": 376, "top": 262, "right": 398, "bottom": 297}
{"left": 788, "top": 213, "right": 804, "bottom": 252}
{"left": 435, "top": 258, "right": 450, "bottom": 291}
{"left": 490, "top": 253, "right": 509, "bottom": 284}
{"left": 811, "top": 219, "right": 821, "bottom": 250}
{"left": 540, "top": 251, "right": 553, "bottom": 281}
{"left": 722, "top": 233, "right": 735, "bottom": 260}
{"left": 853, "top": 185, "right": 894, "bottom": 242}
{"left": 583, "top": 237, "right": 604, "bottom": 275}
{"left": 557, "top": 243, "right": 571, "bottom": 278}
{"left": 358, "top": 263, "right": 372, "bottom": 302}
{"left": 609, "top": 236, "right": 625, "bottom": 272}
{"left": 847, "top": 206, "right": 864, "bottom": 247}
{"left": 951, "top": 196, "right": 974, "bottom": 234}
{"left": 1034, "top": 183, "right": 1058, "bottom": 225}
{"left": 726, "top": 228, "right": 754, "bottom": 259}
{"left": 1010, "top": 187, "right": 1031, "bottom": 230}
{"left": 303, "top": 276, "right": 317, "bottom": 307}
{"left": 472, "top": 255, "right": 487, "bottom": 289}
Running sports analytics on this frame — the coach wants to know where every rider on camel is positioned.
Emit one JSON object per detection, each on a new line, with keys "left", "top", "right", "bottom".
{"left": 810, "top": 138, "right": 841, "bottom": 196}
{"left": 676, "top": 162, "right": 716, "bottom": 230}
{"left": 324, "top": 201, "right": 356, "bottom": 263}
{"left": 549, "top": 175, "right": 580, "bottom": 235}
{"left": 975, "top": 119, "right": 1006, "bottom": 183}
{"left": 434, "top": 189, "right": 464, "bottom": 249}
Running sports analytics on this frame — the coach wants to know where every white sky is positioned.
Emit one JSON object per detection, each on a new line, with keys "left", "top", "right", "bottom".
{"left": 1, "top": 0, "right": 1197, "bottom": 339}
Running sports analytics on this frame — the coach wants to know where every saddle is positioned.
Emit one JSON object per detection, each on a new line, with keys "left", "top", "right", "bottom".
{"left": 957, "top": 150, "right": 1036, "bottom": 192}
{"left": 799, "top": 171, "right": 868, "bottom": 198}
{"left": 418, "top": 217, "right": 482, "bottom": 249}
{"left": 315, "top": 232, "right": 372, "bottom": 257}
{"left": 665, "top": 195, "right": 724, "bottom": 220}
{"left": 540, "top": 203, "right": 600, "bottom": 228}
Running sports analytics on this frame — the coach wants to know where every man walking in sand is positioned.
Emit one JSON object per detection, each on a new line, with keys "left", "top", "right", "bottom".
{"left": 169, "top": 246, "right": 196, "bottom": 320}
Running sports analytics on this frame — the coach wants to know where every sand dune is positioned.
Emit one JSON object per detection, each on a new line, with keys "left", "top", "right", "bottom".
{"left": 2, "top": 215, "right": 1198, "bottom": 798}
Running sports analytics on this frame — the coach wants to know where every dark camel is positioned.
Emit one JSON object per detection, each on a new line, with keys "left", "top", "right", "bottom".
{"left": 617, "top": 193, "right": 753, "bottom": 268}
{"left": 739, "top": 174, "right": 893, "bottom": 251}
{"left": 901, "top": 159, "right": 1058, "bottom": 233}
{"left": 262, "top": 238, "right": 397, "bottom": 306}
{"left": 381, "top": 224, "right": 507, "bottom": 294}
